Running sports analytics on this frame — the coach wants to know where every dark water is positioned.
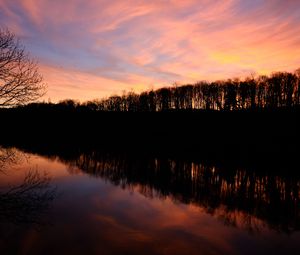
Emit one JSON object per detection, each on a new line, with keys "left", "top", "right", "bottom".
{"left": 0, "top": 147, "right": 300, "bottom": 255}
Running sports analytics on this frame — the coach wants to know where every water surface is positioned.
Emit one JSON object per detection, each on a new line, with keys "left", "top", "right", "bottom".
{"left": 0, "top": 147, "right": 299, "bottom": 255}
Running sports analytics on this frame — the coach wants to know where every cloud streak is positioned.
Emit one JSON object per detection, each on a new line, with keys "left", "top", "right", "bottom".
{"left": 1, "top": 0, "right": 300, "bottom": 101}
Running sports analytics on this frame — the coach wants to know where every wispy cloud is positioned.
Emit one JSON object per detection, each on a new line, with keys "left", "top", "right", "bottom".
{"left": 1, "top": 0, "right": 300, "bottom": 101}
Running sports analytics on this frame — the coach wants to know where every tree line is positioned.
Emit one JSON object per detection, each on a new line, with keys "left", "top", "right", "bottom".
{"left": 93, "top": 71, "right": 300, "bottom": 112}
{"left": 17, "top": 69, "right": 299, "bottom": 113}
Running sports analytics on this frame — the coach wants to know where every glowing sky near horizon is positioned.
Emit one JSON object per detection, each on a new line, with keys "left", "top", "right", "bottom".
{"left": 1, "top": 0, "right": 300, "bottom": 102}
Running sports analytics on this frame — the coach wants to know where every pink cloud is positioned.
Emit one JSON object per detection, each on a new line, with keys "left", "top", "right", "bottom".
{"left": 39, "top": 65, "right": 165, "bottom": 102}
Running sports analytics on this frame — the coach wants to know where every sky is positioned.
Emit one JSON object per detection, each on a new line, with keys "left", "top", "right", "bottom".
{"left": 1, "top": 0, "right": 300, "bottom": 102}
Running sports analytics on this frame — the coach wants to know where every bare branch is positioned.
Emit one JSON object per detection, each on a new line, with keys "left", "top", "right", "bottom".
{"left": 0, "top": 28, "right": 46, "bottom": 106}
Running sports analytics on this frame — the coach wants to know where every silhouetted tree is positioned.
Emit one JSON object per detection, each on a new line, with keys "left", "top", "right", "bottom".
{"left": 58, "top": 99, "right": 78, "bottom": 109}
{"left": 295, "top": 69, "right": 300, "bottom": 105}
{"left": 138, "top": 91, "right": 150, "bottom": 112}
{"left": 224, "top": 80, "right": 238, "bottom": 110}
{"left": 156, "top": 87, "right": 171, "bottom": 111}
{"left": 83, "top": 100, "right": 101, "bottom": 111}
{"left": 0, "top": 28, "right": 45, "bottom": 106}
{"left": 256, "top": 75, "right": 268, "bottom": 108}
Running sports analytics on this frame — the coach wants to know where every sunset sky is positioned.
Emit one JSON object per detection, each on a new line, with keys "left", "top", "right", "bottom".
{"left": 1, "top": 0, "right": 300, "bottom": 102}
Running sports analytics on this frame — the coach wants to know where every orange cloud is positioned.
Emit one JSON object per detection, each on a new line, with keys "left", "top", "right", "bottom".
{"left": 39, "top": 65, "right": 166, "bottom": 102}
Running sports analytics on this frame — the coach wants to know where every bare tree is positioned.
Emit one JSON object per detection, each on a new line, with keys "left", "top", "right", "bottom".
{"left": 0, "top": 28, "right": 45, "bottom": 106}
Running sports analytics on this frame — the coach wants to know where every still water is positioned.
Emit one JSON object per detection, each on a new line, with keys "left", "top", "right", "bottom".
{"left": 0, "top": 146, "right": 300, "bottom": 255}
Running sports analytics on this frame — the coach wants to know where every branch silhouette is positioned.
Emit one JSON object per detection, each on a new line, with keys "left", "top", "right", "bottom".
{"left": 0, "top": 170, "right": 56, "bottom": 226}
{"left": 0, "top": 28, "right": 45, "bottom": 106}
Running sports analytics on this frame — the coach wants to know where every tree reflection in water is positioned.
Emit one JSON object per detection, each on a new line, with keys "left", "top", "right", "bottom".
{"left": 0, "top": 147, "right": 24, "bottom": 173}
{"left": 2, "top": 145, "right": 299, "bottom": 234}
{"left": 0, "top": 147, "right": 57, "bottom": 226}
{"left": 64, "top": 151, "right": 300, "bottom": 234}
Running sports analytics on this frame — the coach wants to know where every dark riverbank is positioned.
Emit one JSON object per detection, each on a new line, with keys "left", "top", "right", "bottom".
{"left": 0, "top": 107, "right": 299, "bottom": 172}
